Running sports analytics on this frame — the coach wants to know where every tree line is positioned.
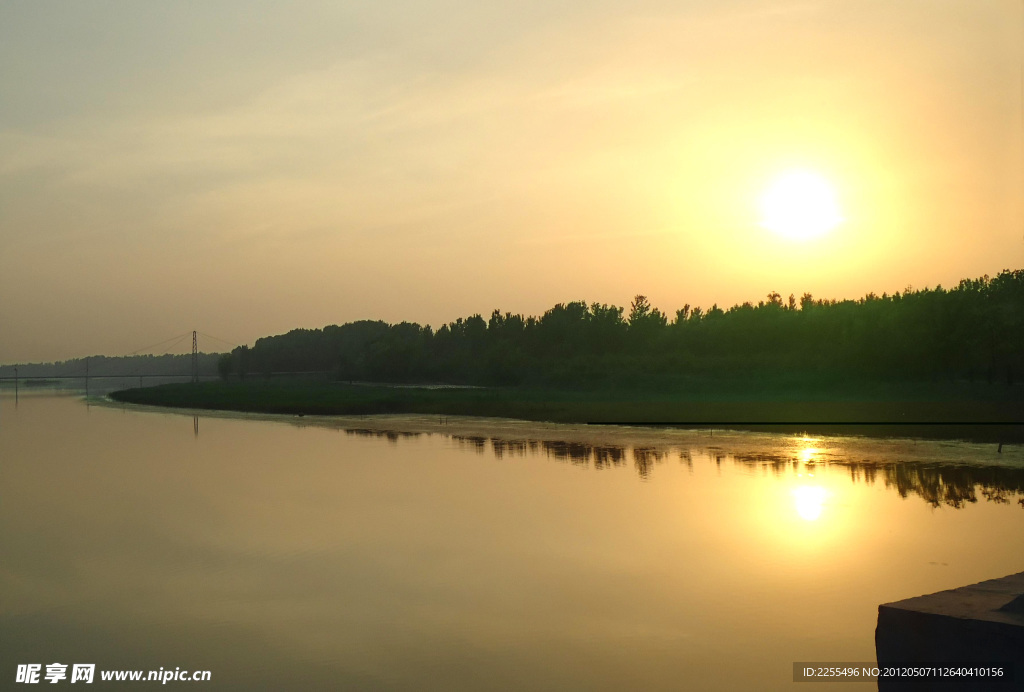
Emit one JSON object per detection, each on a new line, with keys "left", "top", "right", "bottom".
{"left": 0, "top": 353, "right": 222, "bottom": 379}
{"left": 218, "top": 270, "right": 1024, "bottom": 389}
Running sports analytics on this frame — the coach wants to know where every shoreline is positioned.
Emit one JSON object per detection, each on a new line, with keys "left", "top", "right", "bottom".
{"left": 95, "top": 395, "right": 1024, "bottom": 475}
{"left": 105, "top": 380, "right": 1024, "bottom": 446}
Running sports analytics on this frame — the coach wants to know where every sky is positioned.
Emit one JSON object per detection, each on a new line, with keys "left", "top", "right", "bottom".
{"left": 2, "top": 0, "right": 1022, "bottom": 363}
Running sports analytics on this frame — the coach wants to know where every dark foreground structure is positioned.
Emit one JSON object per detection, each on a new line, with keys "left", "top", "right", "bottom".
{"left": 875, "top": 572, "right": 1024, "bottom": 690}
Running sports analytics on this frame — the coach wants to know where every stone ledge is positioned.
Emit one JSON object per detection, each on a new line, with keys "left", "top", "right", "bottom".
{"left": 875, "top": 572, "right": 1024, "bottom": 691}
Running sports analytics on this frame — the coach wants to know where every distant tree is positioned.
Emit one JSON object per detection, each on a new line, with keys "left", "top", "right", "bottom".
{"left": 628, "top": 295, "right": 667, "bottom": 344}
{"left": 217, "top": 353, "right": 233, "bottom": 380}
{"left": 628, "top": 295, "right": 652, "bottom": 324}
{"left": 235, "top": 345, "right": 250, "bottom": 380}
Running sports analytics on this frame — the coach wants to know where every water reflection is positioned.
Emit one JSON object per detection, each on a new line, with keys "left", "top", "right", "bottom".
{"left": 350, "top": 428, "right": 1024, "bottom": 510}
{"left": 345, "top": 428, "right": 423, "bottom": 444}
{"left": 792, "top": 486, "right": 828, "bottom": 521}
{"left": 5, "top": 395, "right": 1024, "bottom": 692}
{"left": 595, "top": 445, "right": 627, "bottom": 469}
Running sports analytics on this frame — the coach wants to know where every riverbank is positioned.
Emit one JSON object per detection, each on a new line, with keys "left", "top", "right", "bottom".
{"left": 108, "top": 379, "right": 1024, "bottom": 443}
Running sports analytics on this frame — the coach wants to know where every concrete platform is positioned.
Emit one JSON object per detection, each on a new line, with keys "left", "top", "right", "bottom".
{"left": 875, "top": 572, "right": 1024, "bottom": 690}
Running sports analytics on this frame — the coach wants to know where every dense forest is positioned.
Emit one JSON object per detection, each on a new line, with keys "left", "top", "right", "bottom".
{"left": 218, "top": 270, "right": 1024, "bottom": 389}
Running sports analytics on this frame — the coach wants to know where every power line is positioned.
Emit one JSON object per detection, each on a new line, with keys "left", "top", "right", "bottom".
{"left": 196, "top": 331, "right": 241, "bottom": 350}
{"left": 126, "top": 334, "right": 190, "bottom": 376}
{"left": 125, "top": 332, "right": 192, "bottom": 356}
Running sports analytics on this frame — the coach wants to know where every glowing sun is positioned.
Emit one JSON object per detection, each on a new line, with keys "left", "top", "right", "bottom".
{"left": 759, "top": 170, "right": 843, "bottom": 240}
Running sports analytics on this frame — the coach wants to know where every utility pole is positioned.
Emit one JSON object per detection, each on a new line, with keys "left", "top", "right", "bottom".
{"left": 85, "top": 357, "right": 89, "bottom": 397}
{"left": 192, "top": 331, "right": 198, "bottom": 384}
{"left": 13, "top": 366, "right": 17, "bottom": 402}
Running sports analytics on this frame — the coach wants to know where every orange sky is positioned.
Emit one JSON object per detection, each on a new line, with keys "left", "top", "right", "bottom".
{"left": 1, "top": 1, "right": 1022, "bottom": 362}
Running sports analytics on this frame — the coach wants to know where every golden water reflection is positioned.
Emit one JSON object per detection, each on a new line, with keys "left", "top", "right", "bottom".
{"left": 5, "top": 397, "right": 1024, "bottom": 691}
{"left": 341, "top": 429, "right": 1024, "bottom": 511}
{"left": 343, "top": 427, "right": 1024, "bottom": 567}
{"left": 792, "top": 486, "right": 828, "bottom": 521}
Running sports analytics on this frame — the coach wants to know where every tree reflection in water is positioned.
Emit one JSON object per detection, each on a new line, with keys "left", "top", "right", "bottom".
{"left": 348, "top": 428, "right": 1024, "bottom": 509}
{"left": 344, "top": 428, "right": 422, "bottom": 445}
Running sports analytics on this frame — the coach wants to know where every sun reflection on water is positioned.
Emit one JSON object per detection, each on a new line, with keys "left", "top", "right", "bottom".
{"left": 798, "top": 446, "right": 821, "bottom": 465}
{"left": 791, "top": 441, "right": 830, "bottom": 521}
{"left": 792, "top": 486, "right": 828, "bottom": 521}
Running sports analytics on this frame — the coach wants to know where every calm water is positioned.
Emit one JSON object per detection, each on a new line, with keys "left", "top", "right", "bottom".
{"left": 2, "top": 394, "right": 1023, "bottom": 690}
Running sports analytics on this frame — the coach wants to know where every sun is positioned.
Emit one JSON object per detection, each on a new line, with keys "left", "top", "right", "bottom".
{"left": 759, "top": 170, "right": 843, "bottom": 241}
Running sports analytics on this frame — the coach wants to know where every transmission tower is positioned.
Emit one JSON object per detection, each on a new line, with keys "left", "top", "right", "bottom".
{"left": 191, "top": 331, "right": 199, "bottom": 383}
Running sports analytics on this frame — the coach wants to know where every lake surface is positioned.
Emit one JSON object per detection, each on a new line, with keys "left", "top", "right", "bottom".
{"left": 2, "top": 393, "right": 1023, "bottom": 690}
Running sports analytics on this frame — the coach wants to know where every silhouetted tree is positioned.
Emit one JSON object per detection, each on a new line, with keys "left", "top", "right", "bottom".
{"left": 214, "top": 270, "right": 1024, "bottom": 390}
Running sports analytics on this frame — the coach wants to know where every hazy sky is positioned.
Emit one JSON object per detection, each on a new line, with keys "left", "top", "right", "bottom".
{"left": 2, "top": 1, "right": 1022, "bottom": 362}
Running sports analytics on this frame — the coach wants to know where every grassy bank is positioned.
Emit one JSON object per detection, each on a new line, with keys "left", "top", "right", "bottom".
{"left": 108, "top": 379, "right": 1024, "bottom": 443}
